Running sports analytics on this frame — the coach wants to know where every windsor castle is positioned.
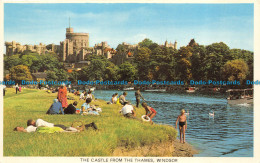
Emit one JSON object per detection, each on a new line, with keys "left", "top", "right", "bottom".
{"left": 5, "top": 26, "right": 177, "bottom": 68}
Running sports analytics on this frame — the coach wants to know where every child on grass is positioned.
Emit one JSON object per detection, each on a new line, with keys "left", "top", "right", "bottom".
{"left": 175, "top": 109, "right": 187, "bottom": 143}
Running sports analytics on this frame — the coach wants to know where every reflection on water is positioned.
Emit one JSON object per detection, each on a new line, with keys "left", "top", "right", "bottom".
{"left": 93, "top": 90, "right": 253, "bottom": 157}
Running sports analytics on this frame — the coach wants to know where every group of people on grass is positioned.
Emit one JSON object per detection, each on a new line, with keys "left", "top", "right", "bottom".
{"left": 43, "top": 83, "right": 98, "bottom": 115}
{"left": 79, "top": 90, "right": 93, "bottom": 101}
{"left": 115, "top": 89, "right": 187, "bottom": 143}
{"left": 12, "top": 83, "right": 187, "bottom": 143}
{"left": 108, "top": 89, "right": 157, "bottom": 125}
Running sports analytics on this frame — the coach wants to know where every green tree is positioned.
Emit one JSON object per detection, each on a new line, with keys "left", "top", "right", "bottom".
{"left": 204, "top": 42, "right": 230, "bottom": 81}
{"left": 78, "top": 67, "right": 89, "bottom": 81}
{"left": 138, "top": 38, "right": 153, "bottom": 48}
{"left": 116, "top": 44, "right": 127, "bottom": 53}
{"left": 10, "top": 65, "right": 32, "bottom": 82}
{"left": 4, "top": 55, "right": 21, "bottom": 70}
{"left": 118, "top": 62, "right": 137, "bottom": 81}
{"left": 222, "top": 59, "right": 249, "bottom": 83}
{"left": 20, "top": 54, "right": 40, "bottom": 70}
{"left": 46, "top": 71, "right": 58, "bottom": 81}
{"left": 228, "top": 49, "right": 253, "bottom": 81}
{"left": 46, "top": 69, "right": 68, "bottom": 81}
{"left": 175, "top": 46, "right": 192, "bottom": 81}
{"left": 68, "top": 71, "right": 79, "bottom": 83}
{"left": 38, "top": 53, "right": 63, "bottom": 72}
{"left": 134, "top": 47, "right": 151, "bottom": 80}
{"left": 150, "top": 46, "right": 176, "bottom": 81}
{"left": 104, "top": 62, "right": 119, "bottom": 81}
{"left": 190, "top": 45, "right": 207, "bottom": 81}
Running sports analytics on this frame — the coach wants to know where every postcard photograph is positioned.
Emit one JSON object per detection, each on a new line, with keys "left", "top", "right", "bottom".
{"left": 1, "top": 1, "right": 259, "bottom": 162}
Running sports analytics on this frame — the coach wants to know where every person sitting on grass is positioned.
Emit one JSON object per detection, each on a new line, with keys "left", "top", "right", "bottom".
{"left": 119, "top": 102, "right": 136, "bottom": 118}
{"left": 119, "top": 92, "right": 128, "bottom": 105}
{"left": 175, "top": 109, "right": 187, "bottom": 144}
{"left": 80, "top": 91, "right": 85, "bottom": 100}
{"left": 113, "top": 93, "right": 118, "bottom": 104}
{"left": 64, "top": 101, "right": 78, "bottom": 114}
{"left": 108, "top": 94, "right": 116, "bottom": 104}
{"left": 86, "top": 91, "right": 94, "bottom": 101}
{"left": 141, "top": 102, "right": 157, "bottom": 124}
{"left": 74, "top": 89, "right": 80, "bottom": 96}
{"left": 81, "top": 98, "right": 99, "bottom": 115}
{"left": 81, "top": 98, "right": 92, "bottom": 113}
{"left": 46, "top": 99, "right": 64, "bottom": 115}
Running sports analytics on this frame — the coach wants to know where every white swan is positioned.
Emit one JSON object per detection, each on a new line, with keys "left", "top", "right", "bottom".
{"left": 209, "top": 111, "right": 214, "bottom": 117}
{"left": 185, "top": 110, "right": 190, "bottom": 116}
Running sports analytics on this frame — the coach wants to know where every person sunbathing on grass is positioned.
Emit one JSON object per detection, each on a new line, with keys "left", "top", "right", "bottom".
{"left": 25, "top": 119, "right": 98, "bottom": 131}
{"left": 13, "top": 126, "right": 76, "bottom": 133}
{"left": 14, "top": 122, "right": 98, "bottom": 133}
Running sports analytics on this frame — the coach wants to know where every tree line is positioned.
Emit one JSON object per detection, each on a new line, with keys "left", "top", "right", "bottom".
{"left": 4, "top": 39, "right": 253, "bottom": 87}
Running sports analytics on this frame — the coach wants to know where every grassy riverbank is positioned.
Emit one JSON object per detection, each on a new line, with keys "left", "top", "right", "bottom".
{"left": 3, "top": 88, "right": 196, "bottom": 156}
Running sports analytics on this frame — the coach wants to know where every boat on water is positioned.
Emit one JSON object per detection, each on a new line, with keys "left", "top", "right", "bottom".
{"left": 144, "top": 89, "right": 166, "bottom": 92}
{"left": 85, "top": 86, "right": 95, "bottom": 92}
{"left": 227, "top": 88, "right": 253, "bottom": 105}
{"left": 185, "top": 87, "right": 196, "bottom": 93}
{"left": 123, "top": 87, "right": 135, "bottom": 91}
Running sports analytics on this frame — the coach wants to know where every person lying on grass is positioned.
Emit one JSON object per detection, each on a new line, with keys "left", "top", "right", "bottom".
{"left": 13, "top": 126, "right": 78, "bottom": 133}
{"left": 25, "top": 119, "right": 98, "bottom": 131}
{"left": 46, "top": 99, "right": 64, "bottom": 115}
{"left": 119, "top": 101, "right": 136, "bottom": 118}
{"left": 141, "top": 102, "right": 157, "bottom": 124}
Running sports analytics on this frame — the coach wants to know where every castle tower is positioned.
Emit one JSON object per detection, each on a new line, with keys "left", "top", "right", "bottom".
{"left": 174, "top": 40, "right": 177, "bottom": 49}
{"left": 165, "top": 40, "right": 168, "bottom": 47}
{"left": 61, "top": 19, "right": 90, "bottom": 63}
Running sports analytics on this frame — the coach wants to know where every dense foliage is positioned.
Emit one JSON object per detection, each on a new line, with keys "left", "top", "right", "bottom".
{"left": 4, "top": 39, "right": 253, "bottom": 86}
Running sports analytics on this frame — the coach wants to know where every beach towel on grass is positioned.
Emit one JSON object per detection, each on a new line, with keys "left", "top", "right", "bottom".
{"left": 37, "top": 127, "right": 64, "bottom": 133}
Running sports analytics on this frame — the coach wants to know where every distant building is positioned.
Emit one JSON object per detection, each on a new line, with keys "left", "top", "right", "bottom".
{"left": 5, "top": 41, "right": 50, "bottom": 56}
{"left": 110, "top": 42, "right": 138, "bottom": 65}
{"left": 5, "top": 25, "right": 180, "bottom": 67}
{"left": 32, "top": 72, "right": 47, "bottom": 81}
{"left": 164, "top": 40, "right": 177, "bottom": 49}
{"left": 60, "top": 27, "right": 90, "bottom": 63}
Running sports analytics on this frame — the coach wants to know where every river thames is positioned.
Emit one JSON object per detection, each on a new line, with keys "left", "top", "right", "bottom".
{"left": 93, "top": 90, "right": 253, "bottom": 157}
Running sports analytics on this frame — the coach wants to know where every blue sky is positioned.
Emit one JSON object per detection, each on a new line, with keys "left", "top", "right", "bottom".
{"left": 4, "top": 3, "right": 254, "bottom": 51}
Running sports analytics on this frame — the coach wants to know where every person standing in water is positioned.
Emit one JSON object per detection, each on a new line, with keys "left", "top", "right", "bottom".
{"left": 175, "top": 109, "right": 187, "bottom": 143}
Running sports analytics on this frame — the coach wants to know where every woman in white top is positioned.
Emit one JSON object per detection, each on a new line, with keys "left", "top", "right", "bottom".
{"left": 86, "top": 91, "right": 93, "bottom": 100}
{"left": 80, "top": 91, "right": 85, "bottom": 100}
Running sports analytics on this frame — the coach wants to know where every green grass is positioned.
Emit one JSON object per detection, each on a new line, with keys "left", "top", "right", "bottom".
{"left": 4, "top": 88, "right": 177, "bottom": 156}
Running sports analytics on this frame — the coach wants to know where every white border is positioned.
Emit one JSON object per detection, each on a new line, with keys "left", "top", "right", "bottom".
{"left": 0, "top": 1, "right": 259, "bottom": 163}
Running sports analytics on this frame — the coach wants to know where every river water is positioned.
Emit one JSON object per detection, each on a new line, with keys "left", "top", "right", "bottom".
{"left": 93, "top": 90, "right": 253, "bottom": 157}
